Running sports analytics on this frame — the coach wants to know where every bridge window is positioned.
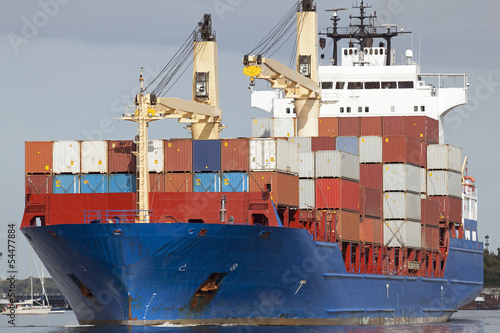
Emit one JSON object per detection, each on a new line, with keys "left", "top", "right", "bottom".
{"left": 340, "top": 107, "right": 344, "bottom": 113}
{"left": 375, "top": 49, "right": 378, "bottom": 55}
{"left": 358, "top": 107, "right": 362, "bottom": 113}
{"left": 348, "top": 82, "right": 363, "bottom": 89}
{"left": 382, "top": 81, "right": 397, "bottom": 89}
{"left": 414, "top": 106, "right": 418, "bottom": 112}
{"left": 347, "top": 107, "right": 351, "bottom": 113}
{"left": 365, "top": 82, "right": 380, "bottom": 89}
{"left": 286, "top": 108, "right": 291, "bottom": 114}
{"left": 399, "top": 81, "right": 414, "bottom": 89}
{"left": 365, "top": 107, "right": 369, "bottom": 113}
{"left": 321, "top": 82, "right": 333, "bottom": 89}
{"left": 336, "top": 82, "right": 345, "bottom": 89}
{"left": 421, "top": 106, "right": 426, "bottom": 112}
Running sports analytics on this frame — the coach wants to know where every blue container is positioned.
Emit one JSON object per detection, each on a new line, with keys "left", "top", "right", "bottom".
{"left": 464, "top": 219, "right": 477, "bottom": 232}
{"left": 193, "top": 173, "right": 220, "bottom": 192}
{"left": 53, "top": 174, "right": 79, "bottom": 194}
{"left": 80, "top": 174, "right": 108, "bottom": 193}
{"left": 193, "top": 140, "right": 221, "bottom": 172}
{"left": 336, "top": 136, "right": 359, "bottom": 155}
{"left": 108, "top": 174, "right": 136, "bottom": 193}
{"left": 221, "top": 172, "right": 249, "bottom": 192}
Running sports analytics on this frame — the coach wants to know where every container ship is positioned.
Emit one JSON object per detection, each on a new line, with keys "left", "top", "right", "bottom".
{"left": 20, "top": 0, "right": 483, "bottom": 326}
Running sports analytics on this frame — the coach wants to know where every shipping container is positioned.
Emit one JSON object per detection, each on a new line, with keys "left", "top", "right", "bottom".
{"left": 148, "top": 140, "right": 164, "bottom": 173}
{"left": 404, "top": 116, "right": 439, "bottom": 143}
{"left": 361, "top": 217, "right": 383, "bottom": 244}
{"left": 336, "top": 136, "right": 359, "bottom": 155}
{"left": 315, "top": 178, "right": 360, "bottom": 211}
{"left": 288, "top": 137, "right": 312, "bottom": 152}
{"left": 383, "top": 163, "right": 421, "bottom": 193}
{"left": 53, "top": 174, "right": 79, "bottom": 194}
{"left": 25, "top": 141, "right": 53, "bottom": 174}
{"left": 360, "top": 163, "right": 383, "bottom": 190}
{"left": 311, "top": 137, "right": 336, "bottom": 151}
{"left": 425, "top": 117, "right": 440, "bottom": 144}
{"left": 164, "top": 139, "right": 192, "bottom": 172}
{"left": 427, "top": 170, "right": 462, "bottom": 198}
{"left": 420, "top": 167, "right": 426, "bottom": 194}
{"left": 25, "top": 175, "right": 52, "bottom": 194}
{"left": 165, "top": 173, "right": 192, "bottom": 192}
{"left": 420, "top": 142, "right": 427, "bottom": 169}
{"left": 427, "top": 144, "right": 462, "bottom": 172}
{"left": 81, "top": 141, "right": 107, "bottom": 174}
{"left": 249, "top": 172, "right": 299, "bottom": 207}
{"left": 359, "top": 136, "right": 382, "bottom": 163}
{"left": 249, "top": 138, "right": 299, "bottom": 175}
{"left": 108, "top": 141, "right": 136, "bottom": 174}
{"left": 53, "top": 141, "right": 80, "bottom": 174}
{"left": 421, "top": 199, "right": 440, "bottom": 227}
{"left": 251, "top": 118, "right": 273, "bottom": 137}
{"left": 429, "top": 196, "right": 462, "bottom": 223}
{"left": 338, "top": 117, "right": 360, "bottom": 136}
{"left": 318, "top": 117, "right": 338, "bottom": 137}
{"left": 422, "top": 225, "right": 440, "bottom": 251}
{"left": 315, "top": 150, "right": 359, "bottom": 180}
{"left": 274, "top": 117, "right": 295, "bottom": 137}
{"left": 383, "top": 192, "right": 421, "bottom": 221}
{"left": 360, "top": 117, "right": 383, "bottom": 136}
{"left": 360, "top": 187, "right": 382, "bottom": 218}
{"left": 221, "top": 139, "right": 249, "bottom": 172}
{"left": 384, "top": 220, "right": 421, "bottom": 248}
{"left": 299, "top": 179, "right": 315, "bottom": 209}
{"left": 149, "top": 173, "right": 165, "bottom": 192}
{"left": 382, "top": 136, "right": 422, "bottom": 166}
{"left": 193, "top": 140, "right": 221, "bottom": 172}
{"left": 80, "top": 174, "right": 108, "bottom": 193}
{"left": 383, "top": 116, "right": 405, "bottom": 136}
{"left": 108, "top": 174, "right": 136, "bottom": 193}
{"left": 336, "top": 210, "right": 361, "bottom": 242}
{"left": 193, "top": 173, "right": 221, "bottom": 192}
{"left": 221, "top": 172, "right": 249, "bottom": 192}
{"left": 298, "top": 152, "right": 315, "bottom": 179}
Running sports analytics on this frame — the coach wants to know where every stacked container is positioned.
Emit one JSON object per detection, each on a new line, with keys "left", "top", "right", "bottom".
{"left": 80, "top": 141, "right": 108, "bottom": 193}
{"left": 25, "top": 142, "right": 53, "bottom": 195}
{"left": 108, "top": 140, "right": 136, "bottom": 193}
{"left": 164, "top": 139, "right": 193, "bottom": 193}
{"left": 53, "top": 141, "right": 80, "bottom": 193}
{"left": 251, "top": 118, "right": 295, "bottom": 138}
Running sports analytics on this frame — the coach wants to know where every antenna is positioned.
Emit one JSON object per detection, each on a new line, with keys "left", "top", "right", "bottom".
{"left": 140, "top": 67, "right": 144, "bottom": 93}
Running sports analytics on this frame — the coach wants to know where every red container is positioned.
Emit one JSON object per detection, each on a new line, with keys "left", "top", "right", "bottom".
{"left": 335, "top": 210, "right": 361, "bottom": 242}
{"left": 311, "top": 137, "right": 336, "bottom": 151}
{"left": 165, "top": 173, "right": 192, "bottom": 192}
{"left": 426, "top": 117, "right": 439, "bottom": 144}
{"left": 360, "top": 164, "right": 383, "bottom": 190}
{"left": 360, "top": 187, "right": 382, "bottom": 218}
{"left": 249, "top": 172, "right": 299, "bottom": 207}
{"left": 382, "top": 136, "right": 422, "bottom": 166}
{"left": 108, "top": 141, "right": 136, "bottom": 173}
{"left": 315, "top": 178, "right": 359, "bottom": 211}
{"left": 421, "top": 199, "right": 440, "bottom": 227}
{"left": 25, "top": 141, "right": 53, "bottom": 174}
{"left": 429, "top": 196, "right": 462, "bottom": 224}
{"left": 318, "top": 117, "right": 339, "bottom": 137}
{"left": 361, "top": 217, "right": 383, "bottom": 244}
{"left": 164, "top": 139, "right": 192, "bottom": 172}
{"left": 221, "top": 139, "right": 249, "bottom": 171}
{"left": 338, "top": 117, "right": 360, "bottom": 136}
{"left": 383, "top": 116, "right": 405, "bottom": 136}
{"left": 150, "top": 173, "right": 165, "bottom": 192}
{"left": 420, "top": 141, "right": 428, "bottom": 168}
{"left": 25, "top": 174, "right": 52, "bottom": 194}
{"left": 422, "top": 225, "right": 439, "bottom": 251}
{"left": 361, "top": 117, "right": 383, "bottom": 136}
{"left": 405, "top": 116, "right": 426, "bottom": 141}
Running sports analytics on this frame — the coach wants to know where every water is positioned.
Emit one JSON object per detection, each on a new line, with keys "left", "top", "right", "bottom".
{"left": 2, "top": 311, "right": 500, "bottom": 333}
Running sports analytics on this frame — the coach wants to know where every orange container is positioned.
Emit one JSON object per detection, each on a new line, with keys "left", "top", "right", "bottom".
{"left": 382, "top": 136, "right": 422, "bottom": 166}
{"left": 249, "top": 172, "right": 299, "bottom": 207}
{"left": 165, "top": 173, "right": 192, "bottom": 192}
{"left": 335, "top": 210, "right": 361, "bottom": 242}
{"left": 361, "top": 217, "right": 383, "bottom": 244}
{"left": 360, "top": 164, "right": 383, "bottom": 190}
{"left": 338, "top": 117, "right": 360, "bottom": 136}
{"left": 429, "top": 196, "right": 462, "bottom": 224}
{"left": 25, "top": 174, "right": 52, "bottom": 194}
{"left": 318, "top": 117, "right": 339, "bottom": 137}
{"left": 383, "top": 116, "right": 405, "bottom": 136}
{"left": 164, "top": 139, "right": 192, "bottom": 172}
{"left": 108, "top": 141, "right": 136, "bottom": 173}
{"left": 315, "top": 178, "right": 360, "bottom": 211}
{"left": 221, "top": 139, "right": 249, "bottom": 172}
{"left": 360, "top": 187, "right": 382, "bottom": 218}
{"left": 421, "top": 199, "right": 440, "bottom": 227}
{"left": 25, "top": 141, "right": 53, "bottom": 174}
{"left": 360, "top": 117, "right": 383, "bottom": 136}
{"left": 422, "top": 225, "right": 440, "bottom": 251}
{"left": 150, "top": 173, "right": 165, "bottom": 192}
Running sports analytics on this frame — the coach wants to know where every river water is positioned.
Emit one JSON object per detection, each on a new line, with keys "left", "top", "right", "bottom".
{"left": 2, "top": 310, "right": 500, "bottom": 332}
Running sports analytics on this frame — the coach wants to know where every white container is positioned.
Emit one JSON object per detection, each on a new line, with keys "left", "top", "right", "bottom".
{"left": 359, "top": 136, "right": 382, "bottom": 163}
{"left": 427, "top": 170, "right": 462, "bottom": 198}
{"left": 420, "top": 167, "right": 427, "bottom": 194}
{"left": 251, "top": 118, "right": 273, "bottom": 138}
{"left": 427, "top": 144, "right": 462, "bottom": 173}
{"left": 53, "top": 141, "right": 80, "bottom": 174}
{"left": 315, "top": 151, "right": 359, "bottom": 181}
{"left": 288, "top": 137, "right": 312, "bottom": 152}
{"left": 274, "top": 118, "right": 295, "bottom": 137}
{"left": 299, "top": 179, "right": 315, "bottom": 209}
{"left": 81, "top": 141, "right": 107, "bottom": 174}
{"left": 250, "top": 138, "right": 299, "bottom": 175}
{"left": 148, "top": 140, "right": 164, "bottom": 173}
{"left": 383, "top": 164, "right": 421, "bottom": 193}
{"left": 383, "top": 192, "right": 421, "bottom": 221}
{"left": 384, "top": 220, "right": 422, "bottom": 248}
{"left": 299, "top": 152, "right": 315, "bottom": 178}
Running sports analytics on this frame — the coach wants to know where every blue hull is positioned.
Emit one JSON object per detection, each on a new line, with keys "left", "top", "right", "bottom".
{"left": 21, "top": 223, "right": 483, "bottom": 325}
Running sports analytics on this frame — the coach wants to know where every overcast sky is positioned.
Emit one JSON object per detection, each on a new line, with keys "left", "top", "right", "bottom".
{"left": 0, "top": 0, "right": 499, "bottom": 278}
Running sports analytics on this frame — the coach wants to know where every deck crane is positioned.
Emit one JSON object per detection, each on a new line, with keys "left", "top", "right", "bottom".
{"left": 122, "top": 14, "right": 223, "bottom": 222}
{"left": 243, "top": 0, "right": 322, "bottom": 137}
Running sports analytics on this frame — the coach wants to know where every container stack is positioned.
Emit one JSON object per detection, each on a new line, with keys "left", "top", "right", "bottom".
{"left": 53, "top": 141, "right": 80, "bottom": 194}
{"left": 164, "top": 139, "right": 192, "bottom": 192}
{"left": 80, "top": 141, "right": 108, "bottom": 193}
{"left": 108, "top": 140, "right": 137, "bottom": 193}
{"left": 25, "top": 141, "right": 53, "bottom": 195}
{"left": 289, "top": 137, "right": 314, "bottom": 210}
{"left": 221, "top": 139, "right": 250, "bottom": 192}
{"left": 251, "top": 118, "right": 295, "bottom": 138}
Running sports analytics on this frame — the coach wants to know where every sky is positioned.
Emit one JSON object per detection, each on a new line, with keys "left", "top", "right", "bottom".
{"left": 0, "top": 0, "right": 499, "bottom": 278}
